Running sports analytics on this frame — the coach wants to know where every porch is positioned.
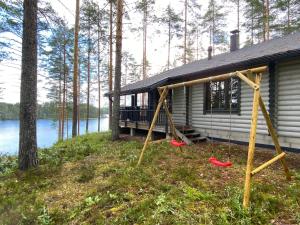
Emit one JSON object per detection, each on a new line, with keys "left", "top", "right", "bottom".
{"left": 119, "top": 106, "right": 169, "bottom": 133}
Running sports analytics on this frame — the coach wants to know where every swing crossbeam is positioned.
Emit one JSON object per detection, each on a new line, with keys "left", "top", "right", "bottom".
{"left": 137, "top": 65, "right": 291, "bottom": 209}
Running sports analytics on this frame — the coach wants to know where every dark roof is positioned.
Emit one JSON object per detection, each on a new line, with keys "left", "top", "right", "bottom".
{"left": 115, "top": 32, "right": 300, "bottom": 96}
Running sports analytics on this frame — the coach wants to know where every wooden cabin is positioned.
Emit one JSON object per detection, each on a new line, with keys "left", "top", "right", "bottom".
{"left": 109, "top": 31, "right": 300, "bottom": 151}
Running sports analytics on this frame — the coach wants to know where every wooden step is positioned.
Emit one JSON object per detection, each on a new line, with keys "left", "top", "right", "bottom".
{"left": 190, "top": 136, "right": 207, "bottom": 142}
{"left": 185, "top": 132, "right": 201, "bottom": 138}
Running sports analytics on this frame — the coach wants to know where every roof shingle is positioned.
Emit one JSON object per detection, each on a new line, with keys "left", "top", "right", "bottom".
{"left": 117, "top": 32, "right": 300, "bottom": 95}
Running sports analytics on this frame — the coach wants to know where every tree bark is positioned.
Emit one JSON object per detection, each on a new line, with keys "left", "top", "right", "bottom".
{"left": 142, "top": 0, "right": 147, "bottom": 107}
{"left": 109, "top": 0, "right": 113, "bottom": 130}
{"left": 168, "top": 17, "right": 171, "bottom": 69}
{"left": 62, "top": 34, "right": 67, "bottom": 139}
{"left": 184, "top": 0, "right": 187, "bottom": 64}
{"left": 58, "top": 63, "right": 62, "bottom": 140}
{"left": 72, "top": 0, "right": 80, "bottom": 137}
{"left": 97, "top": 10, "right": 101, "bottom": 132}
{"left": 86, "top": 25, "right": 91, "bottom": 134}
{"left": 237, "top": 0, "right": 240, "bottom": 31}
{"left": 265, "top": 0, "right": 270, "bottom": 40}
{"left": 19, "top": 0, "right": 38, "bottom": 170}
{"left": 77, "top": 59, "right": 81, "bottom": 135}
{"left": 112, "top": 0, "right": 123, "bottom": 141}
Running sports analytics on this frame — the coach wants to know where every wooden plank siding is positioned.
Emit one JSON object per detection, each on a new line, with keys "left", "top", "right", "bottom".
{"left": 172, "top": 87, "right": 186, "bottom": 125}
{"left": 172, "top": 59, "right": 300, "bottom": 149}
{"left": 276, "top": 59, "right": 300, "bottom": 148}
{"left": 187, "top": 72, "right": 269, "bottom": 140}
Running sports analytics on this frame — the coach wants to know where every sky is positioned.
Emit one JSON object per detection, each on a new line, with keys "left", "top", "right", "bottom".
{"left": 0, "top": 0, "right": 242, "bottom": 106}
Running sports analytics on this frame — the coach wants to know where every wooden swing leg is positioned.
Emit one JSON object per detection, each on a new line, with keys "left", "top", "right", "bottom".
{"left": 258, "top": 96, "right": 291, "bottom": 180}
{"left": 243, "top": 74, "right": 261, "bottom": 208}
{"left": 137, "top": 87, "right": 168, "bottom": 166}
{"left": 158, "top": 88, "right": 178, "bottom": 140}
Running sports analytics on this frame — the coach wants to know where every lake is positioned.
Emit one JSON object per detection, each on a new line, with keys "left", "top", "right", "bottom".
{"left": 0, "top": 117, "right": 109, "bottom": 155}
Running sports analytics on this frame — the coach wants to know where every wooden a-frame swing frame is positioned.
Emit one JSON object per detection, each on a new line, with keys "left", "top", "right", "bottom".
{"left": 136, "top": 65, "right": 291, "bottom": 208}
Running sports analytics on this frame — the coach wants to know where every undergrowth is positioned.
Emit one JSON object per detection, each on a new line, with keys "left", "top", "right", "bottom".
{"left": 0, "top": 132, "right": 299, "bottom": 224}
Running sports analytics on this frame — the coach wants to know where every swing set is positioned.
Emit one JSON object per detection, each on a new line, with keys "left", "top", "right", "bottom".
{"left": 136, "top": 66, "right": 291, "bottom": 208}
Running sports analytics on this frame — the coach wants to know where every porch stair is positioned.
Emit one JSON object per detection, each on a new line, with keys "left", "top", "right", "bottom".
{"left": 175, "top": 125, "right": 207, "bottom": 145}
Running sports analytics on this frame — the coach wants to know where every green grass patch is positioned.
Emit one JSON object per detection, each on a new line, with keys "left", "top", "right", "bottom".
{"left": 0, "top": 132, "right": 300, "bottom": 224}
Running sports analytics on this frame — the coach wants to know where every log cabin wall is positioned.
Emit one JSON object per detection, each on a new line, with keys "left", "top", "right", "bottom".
{"left": 171, "top": 58, "right": 300, "bottom": 149}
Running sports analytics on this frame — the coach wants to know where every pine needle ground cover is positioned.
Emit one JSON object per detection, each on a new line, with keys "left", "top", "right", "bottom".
{"left": 0, "top": 132, "right": 300, "bottom": 224}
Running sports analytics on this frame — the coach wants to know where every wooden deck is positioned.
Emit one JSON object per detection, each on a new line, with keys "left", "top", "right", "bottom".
{"left": 119, "top": 120, "right": 169, "bottom": 133}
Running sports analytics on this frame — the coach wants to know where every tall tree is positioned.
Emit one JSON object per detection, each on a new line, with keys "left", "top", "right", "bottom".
{"left": 274, "top": 0, "right": 300, "bottom": 35}
{"left": 19, "top": 0, "right": 38, "bottom": 170}
{"left": 112, "top": 0, "right": 123, "bottom": 140}
{"left": 183, "top": 0, "right": 187, "bottom": 64}
{"left": 80, "top": 0, "right": 98, "bottom": 133}
{"left": 72, "top": 0, "right": 80, "bottom": 137}
{"left": 135, "top": 0, "right": 155, "bottom": 106}
{"left": 108, "top": 0, "right": 114, "bottom": 129}
{"left": 230, "top": 0, "right": 241, "bottom": 31}
{"left": 97, "top": 5, "right": 101, "bottom": 132}
{"left": 202, "top": 0, "right": 228, "bottom": 54}
{"left": 159, "top": 5, "right": 182, "bottom": 70}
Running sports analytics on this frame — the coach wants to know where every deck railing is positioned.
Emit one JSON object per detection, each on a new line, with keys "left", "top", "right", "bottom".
{"left": 120, "top": 106, "right": 167, "bottom": 126}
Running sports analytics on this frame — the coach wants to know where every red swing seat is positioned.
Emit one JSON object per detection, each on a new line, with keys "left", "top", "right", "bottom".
{"left": 209, "top": 157, "right": 232, "bottom": 167}
{"left": 170, "top": 139, "right": 186, "bottom": 147}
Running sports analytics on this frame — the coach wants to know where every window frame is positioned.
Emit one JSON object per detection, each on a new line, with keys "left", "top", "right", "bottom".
{"left": 204, "top": 78, "right": 241, "bottom": 115}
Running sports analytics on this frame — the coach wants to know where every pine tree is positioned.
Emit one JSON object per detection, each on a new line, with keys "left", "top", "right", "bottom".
{"left": 108, "top": 0, "right": 115, "bottom": 130}
{"left": 202, "top": 0, "right": 228, "bottom": 54}
{"left": 112, "top": 0, "right": 123, "bottom": 141}
{"left": 274, "top": 0, "right": 300, "bottom": 35}
{"left": 72, "top": 0, "right": 80, "bottom": 137}
{"left": 134, "top": 0, "right": 155, "bottom": 106}
{"left": 159, "top": 4, "right": 182, "bottom": 70}
{"left": 42, "top": 19, "right": 74, "bottom": 140}
{"left": 19, "top": 0, "right": 38, "bottom": 170}
{"left": 80, "top": 0, "right": 98, "bottom": 133}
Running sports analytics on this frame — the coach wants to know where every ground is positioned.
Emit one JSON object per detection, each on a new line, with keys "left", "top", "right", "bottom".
{"left": 0, "top": 132, "right": 300, "bottom": 225}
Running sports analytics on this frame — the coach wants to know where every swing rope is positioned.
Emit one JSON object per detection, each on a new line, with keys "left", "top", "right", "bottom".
{"left": 209, "top": 79, "right": 233, "bottom": 168}
{"left": 227, "top": 78, "right": 233, "bottom": 160}
{"left": 210, "top": 81, "right": 214, "bottom": 155}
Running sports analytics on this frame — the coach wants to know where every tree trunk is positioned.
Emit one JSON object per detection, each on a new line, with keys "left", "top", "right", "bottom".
{"left": 184, "top": 0, "right": 187, "bottom": 64}
{"left": 65, "top": 74, "right": 69, "bottom": 139}
{"left": 212, "top": 0, "right": 215, "bottom": 55}
{"left": 62, "top": 34, "right": 67, "bottom": 139}
{"left": 196, "top": 28, "right": 199, "bottom": 60}
{"left": 251, "top": 4, "right": 254, "bottom": 45}
{"left": 168, "top": 17, "right": 171, "bottom": 69}
{"left": 97, "top": 11, "right": 101, "bottom": 132}
{"left": 265, "top": 0, "right": 270, "bottom": 40}
{"left": 58, "top": 66, "right": 62, "bottom": 140}
{"left": 77, "top": 59, "right": 81, "bottom": 135}
{"left": 237, "top": 0, "right": 240, "bottom": 31}
{"left": 19, "top": 0, "right": 38, "bottom": 170}
{"left": 287, "top": 0, "right": 290, "bottom": 32}
{"left": 112, "top": 0, "right": 123, "bottom": 141}
{"left": 72, "top": 0, "right": 80, "bottom": 137}
{"left": 86, "top": 29, "right": 91, "bottom": 134}
{"left": 142, "top": 0, "right": 147, "bottom": 107}
{"left": 109, "top": 0, "right": 113, "bottom": 130}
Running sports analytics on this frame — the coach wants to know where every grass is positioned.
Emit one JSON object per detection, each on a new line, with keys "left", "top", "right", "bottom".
{"left": 0, "top": 132, "right": 300, "bottom": 224}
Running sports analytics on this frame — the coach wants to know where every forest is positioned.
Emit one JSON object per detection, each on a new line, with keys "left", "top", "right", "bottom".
{"left": 0, "top": 102, "right": 108, "bottom": 120}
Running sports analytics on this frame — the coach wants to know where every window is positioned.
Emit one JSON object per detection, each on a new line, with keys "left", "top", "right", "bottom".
{"left": 205, "top": 78, "right": 240, "bottom": 114}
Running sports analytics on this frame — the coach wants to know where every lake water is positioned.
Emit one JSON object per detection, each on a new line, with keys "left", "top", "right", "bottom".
{"left": 0, "top": 117, "right": 109, "bottom": 155}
